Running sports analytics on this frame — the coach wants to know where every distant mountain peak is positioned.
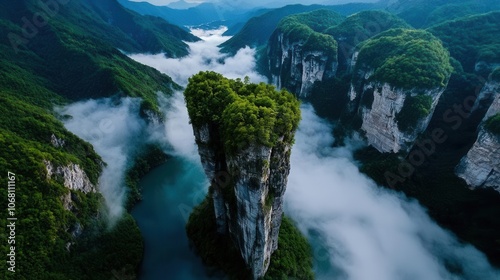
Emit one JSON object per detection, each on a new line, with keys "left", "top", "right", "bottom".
{"left": 167, "top": 0, "right": 200, "bottom": 9}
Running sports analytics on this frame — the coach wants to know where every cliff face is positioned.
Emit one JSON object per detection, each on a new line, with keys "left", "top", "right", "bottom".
{"left": 268, "top": 32, "right": 337, "bottom": 98}
{"left": 44, "top": 160, "right": 96, "bottom": 194}
{"left": 350, "top": 77, "right": 445, "bottom": 153}
{"left": 184, "top": 72, "right": 300, "bottom": 279}
{"left": 456, "top": 87, "right": 500, "bottom": 191}
{"left": 192, "top": 124, "right": 291, "bottom": 279}
{"left": 347, "top": 29, "right": 452, "bottom": 153}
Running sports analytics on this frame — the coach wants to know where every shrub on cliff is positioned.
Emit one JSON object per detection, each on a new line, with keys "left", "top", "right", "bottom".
{"left": 276, "top": 12, "right": 339, "bottom": 58}
{"left": 484, "top": 114, "right": 500, "bottom": 136}
{"left": 184, "top": 71, "right": 301, "bottom": 154}
{"left": 355, "top": 28, "right": 453, "bottom": 89}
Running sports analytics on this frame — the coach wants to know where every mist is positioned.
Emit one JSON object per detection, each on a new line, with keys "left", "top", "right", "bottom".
{"left": 129, "top": 27, "right": 266, "bottom": 86}
{"left": 57, "top": 98, "right": 159, "bottom": 221}
{"left": 56, "top": 26, "right": 500, "bottom": 278}
{"left": 285, "top": 104, "right": 500, "bottom": 280}
{"left": 132, "top": 27, "right": 499, "bottom": 279}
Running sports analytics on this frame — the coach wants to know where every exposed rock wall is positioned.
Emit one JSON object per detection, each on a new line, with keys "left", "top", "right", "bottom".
{"left": 471, "top": 81, "right": 500, "bottom": 112}
{"left": 192, "top": 125, "right": 291, "bottom": 279}
{"left": 351, "top": 79, "right": 445, "bottom": 153}
{"left": 268, "top": 32, "right": 337, "bottom": 98}
{"left": 456, "top": 89, "right": 500, "bottom": 191}
{"left": 44, "top": 160, "right": 96, "bottom": 193}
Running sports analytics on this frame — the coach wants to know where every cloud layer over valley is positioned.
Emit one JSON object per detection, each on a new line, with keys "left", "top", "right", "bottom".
{"left": 59, "top": 27, "right": 500, "bottom": 279}
{"left": 129, "top": 27, "right": 266, "bottom": 86}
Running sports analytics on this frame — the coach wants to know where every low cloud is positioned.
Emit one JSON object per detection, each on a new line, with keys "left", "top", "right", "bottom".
{"left": 285, "top": 104, "right": 500, "bottom": 280}
{"left": 158, "top": 91, "right": 199, "bottom": 161}
{"left": 59, "top": 26, "right": 499, "bottom": 279}
{"left": 57, "top": 98, "right": 148, "bottom": 221}
{"left": 129, "top": 27, "right": 266, "bottom": 86}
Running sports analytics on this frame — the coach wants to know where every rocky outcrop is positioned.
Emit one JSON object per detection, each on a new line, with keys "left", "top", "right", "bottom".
{"left": 351, "top": 78, "right": 445, "bottom": 153}
{"left": 456, "top": 89, "right": 500, "bottom": 191}
{"left": 192, "top": 124, "right": 292, "bottom": 279}
{"left": 471, "top": 81, "right": 500, "bottom": 112}
{"left": 44, "top": 160, "right": 96, "bottom": 194}
{"left": 184, "top": 72, "right": 299, "bottom": 279}
{"left": 268, "top": 32, "right": 337, "bottom": 98}
{"left": 51, "top": 134, "right": 65, "bottom": 148}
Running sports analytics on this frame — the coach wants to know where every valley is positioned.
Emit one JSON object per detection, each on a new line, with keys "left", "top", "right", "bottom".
{"left": 1, "top": 1, "right": 500, "bottom": 279}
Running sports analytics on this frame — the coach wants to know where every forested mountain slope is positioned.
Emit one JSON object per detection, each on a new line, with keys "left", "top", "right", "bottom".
{"left": 0, "top": 0, "right": 190, "bottom": 278}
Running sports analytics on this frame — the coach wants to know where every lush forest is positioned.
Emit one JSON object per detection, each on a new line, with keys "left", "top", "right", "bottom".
{"left": 386, "top": 0, "right": 500, "bottom": 28}
{"left": 355, "top": 28, "right": 453, "bottom": 89}
{"left": 275, "top": 10, "right": 340, "bottom": 57}
{"left": 2, "top": 0, "right": 500, "bottom": 278}
{"left": 429, "top": 11, "right": 500, "bottom": 72}
{"left": 184, "top": 71, "right": 301, "bottom": 153}
{"left": 218, "top": 2, "right": 386, "bottom": 54}
{"left": 0, "top": 0, "right": 187, "bottom": 278}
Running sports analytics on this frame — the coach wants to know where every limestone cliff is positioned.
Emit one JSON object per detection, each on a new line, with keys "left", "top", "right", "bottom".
{"left": 456, "top": 87, "right": 500, "bottom": 191}
{"left": 267, "top": 30, "right": 337, "bottom": 98}
{"left": 185, "top": 71, "right": 300, "bottom": 279}
{"left": 44, "top": 160, "right": 96, "bottom": 194}
{"left": 348, "top": 29, "right": 452, "bottom": 153}
{"left": 193, "top": 126, "right": 291, "bottom": 278}
{"left": 350, "top": 79, "right": 446, "bottom": 153}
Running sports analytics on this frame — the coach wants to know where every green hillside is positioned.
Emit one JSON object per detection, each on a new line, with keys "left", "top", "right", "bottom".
{"left": 0, "top": 0, "right": 188, "bottom": 278}
{"left": 387, "top": 0, "right": 500, "bottom": 28}
{"left": 325, "top": 10, "right": 409, "bottom": 73}
{"left": 355, "top": 28, "right": 452, "bottom": 89}
{"left": 429, "top": 11, "right": 500, "bottom": 73}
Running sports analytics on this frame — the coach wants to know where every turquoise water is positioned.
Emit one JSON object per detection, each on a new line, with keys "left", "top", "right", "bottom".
{"left": 131, "top": 157, "right": 224, "bottom": 280}
{"left": 131, "top": 156, "right": 337, "bottom": 280}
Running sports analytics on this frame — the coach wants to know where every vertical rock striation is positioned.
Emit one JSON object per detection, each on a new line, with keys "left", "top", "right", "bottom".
{"left": 348, "top": 29, "right": 452, "bottom": 153}
{"left": 352, "top": 80, "right": 446, "bottom": 153}
{"left": 456, "top": 88, "right": 500, "bottom": 191}
{"left": 185, "top": 72, "right": 300, "bottom": 279}
{"left": 268, "top": 31, "right": 337, "bottom": 98}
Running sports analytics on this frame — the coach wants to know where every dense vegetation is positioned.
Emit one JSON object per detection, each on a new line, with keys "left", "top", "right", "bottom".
{"left": 429, "top": 12, "right": 500, "bottom": 73}
{"left": 186, "top": 194, "right": 314, "bottom": 280}
{"left": 281, "top": 9, "right": 344, "bottom": 33}
{"left": 355, "top": 29, "right": 453, "bottom": 89}
{"left": 219, "top": 2, "right": 386, "bottom": 54}
{"left": 491, "top": 68, "right": 500, "bottom": 82}
{"left": 484, "top": 114, "right": 500, "bottom": 136}
{"left": 0, "top": 0, "right": 186, "bottom": 115}
{"left": 0, "top": 0, "right": 187, "bottom": 278}
{"left": 184, "top": 71, "right": 301, "bottom": 153}
{"left": 325, "top": 10, "right": 409, "bottom": 73}
{"left": 219, "top": 5, "right": 333, "bottom": 54}
{"left": 386, "top": 0, "right": 500, "bottom": 28}
{"left": 275, "top": 10, "right": 340, "bottom": 57}
{"left": 396, "top": 94, "right": 434, "bottom": 133}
